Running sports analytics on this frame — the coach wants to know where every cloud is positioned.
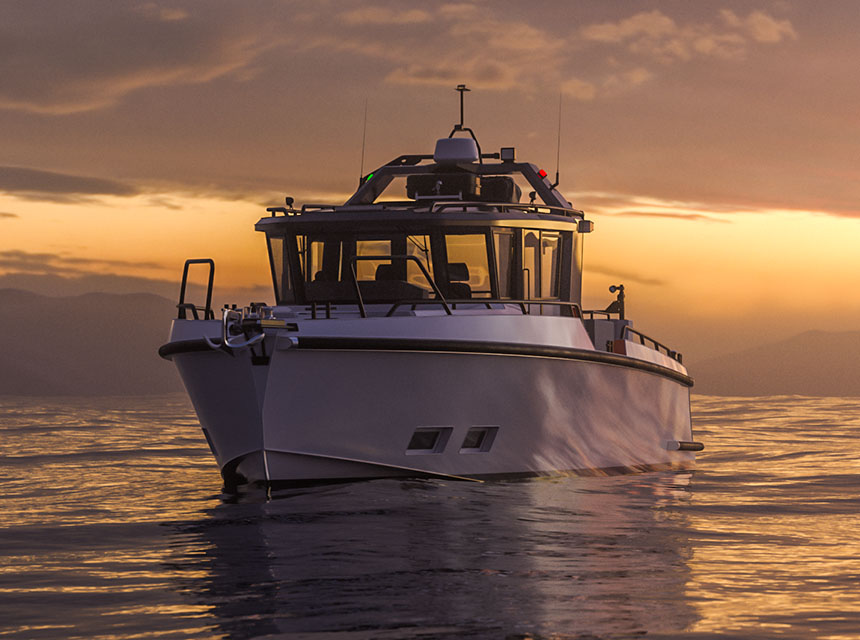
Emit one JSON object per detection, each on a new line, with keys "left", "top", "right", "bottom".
{"left": 601, "top": 67, "right": 653, "bottom": 93}
{"left": 136, "top": 4, "right": 189, "bottom": 23}
{"left": 0, "top": 166, "right": 138, "bottom": 200}
{"left": 317, "top": 3, "right": 569, "bottom": 92}
{"left": 581, "top": 9, "right": 796, "bottom": 63}
{"left": 0, "top": 271, "right": 271, "bottom": 307}
{"left": 0, "top": 212, "right": 19, "bottom": 219}
{"left": 607, "top": 210, "right": 731, "bottom": 223}
{"left": 581, "top": 10, "right": 677, "bottom": 44}
{"left": 0, "top": 250, "right": 164, "bottom": 276}
{"left": 339, "top": 7, "right": 431, "bottom": 25}
{"left": 0, "top": 2, "right": 273, "bottom": 114}
{"left": 586, "top": 264, "right": 665, "bottom": 287}
{"left": 310, "top": 5, "right": 796, "bottom": 103}
{"left": 721, "top": 10, "right": 797, "bottom": 43}
{"left": 573, "top": 191, "right": 747, "bottom": 221}
{"left": 561, "top": 78, "right": 597, "bottom": 101}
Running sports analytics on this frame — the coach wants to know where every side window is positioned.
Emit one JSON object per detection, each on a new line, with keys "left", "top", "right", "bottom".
{"left": 445, "top": 233, "right": 491, "bottom": 298}
{"left": 493, "top": 230, "right": 515, "bottom": 298}
{"left": 355, "top": 239, "right": 392, "bottom": 280}
{"left": 540, "top": 232, "right": 560, "bottom": 299}
{"left": 523, "top": 230, "right": 539, "bottom": 299}
{"left": 308, "top": 240, "right": 325, "bottom": 281}
{"left": 406, "top": 235, "right": 434, "bottom": 291}
{"left": 267, "top": 235, "right": 292, "bottom": 303}
{"left": 522, "top": 230, "right": 561, "bottom": 300}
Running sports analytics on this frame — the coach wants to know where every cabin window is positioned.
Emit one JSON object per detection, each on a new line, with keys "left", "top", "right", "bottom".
{"left": 523, "top": 230, "right": 539, "bottom": 299}
{"left": 293, "top": 233, "right": 438, "bottom": 303}
{"left": 493, "top": 230, "right": 515, "bottom": 299}
{"left": 356, "top": 239, "right": 392, "bottom": 281}
{"left": 306, "top": 239, "right": 327, "bottom": 281}
{"left": 541, "top": 232, "right": 561, "bottom": 298}
{"left": 523, "top": 230, "right": 561, "bottom": 300}
{"left": 405, "top": 234, "right": 434, "bottom": 291}
{"left": 444, "top": 233, "right": 491, "bottom": 298}
{"left": 267, "top": 235, "right": 293, "bottom": 303}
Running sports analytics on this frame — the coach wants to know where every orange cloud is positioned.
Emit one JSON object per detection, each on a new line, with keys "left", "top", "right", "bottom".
{"left": 581, "top": 8, "right": 796, "bottom": 63}
{"left": 581, "top": 10, "right": 677, "bottom": 43}
{"left": 721, "top": 10, "right": 797, "bottom": 43}
{"left": 339, "top": 7, "right": 431, "bottom": 25}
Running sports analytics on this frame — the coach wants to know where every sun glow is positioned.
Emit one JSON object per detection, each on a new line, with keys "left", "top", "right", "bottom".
{"left": 581, "top": 196, "right": 860, "bottom": 321}
{"left": 0, "top": 192, "right": 273, "bottom": 290}
{"left": 5, "top": 190, "right": 860, "bottom": 344}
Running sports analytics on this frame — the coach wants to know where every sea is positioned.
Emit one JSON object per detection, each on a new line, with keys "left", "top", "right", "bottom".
{"left": 0, "top": 394, "right": 858, "bottom": 640}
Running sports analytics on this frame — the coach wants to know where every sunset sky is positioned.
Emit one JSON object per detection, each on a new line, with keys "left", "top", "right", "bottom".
{"left": 2, "top": 0, "right": 859, "bottom": 361}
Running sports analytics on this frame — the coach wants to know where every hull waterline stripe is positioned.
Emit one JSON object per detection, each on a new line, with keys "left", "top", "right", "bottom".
{"left": 159, "top": 336, "right": 693, "bottom": 387}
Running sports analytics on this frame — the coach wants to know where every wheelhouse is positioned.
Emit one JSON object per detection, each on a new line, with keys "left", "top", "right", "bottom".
{"left": 256, "top": 139, "right": 593, "bottom": 315}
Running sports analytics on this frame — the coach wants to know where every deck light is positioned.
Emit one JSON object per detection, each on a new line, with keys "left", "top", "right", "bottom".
{"left": 500, "top": 147, "right": 516, "bottom": 162}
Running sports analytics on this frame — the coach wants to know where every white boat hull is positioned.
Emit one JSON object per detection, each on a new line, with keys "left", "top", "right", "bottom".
{"left": 166, "top": 318, "right": 695, "bottom": 486}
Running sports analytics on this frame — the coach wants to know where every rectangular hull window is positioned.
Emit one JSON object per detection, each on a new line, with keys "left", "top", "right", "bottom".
{"left": 406, "top": 427, "right": 453, "bottom": 455}
{"left": 460, "top": 427, "right": 499, "bottom": 453}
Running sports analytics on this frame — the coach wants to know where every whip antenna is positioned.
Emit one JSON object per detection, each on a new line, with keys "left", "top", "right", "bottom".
{"left": 358, "top": 97, "right": 368, "bottom": 185}
{"left": 551, "top": 92, "right": 562, "bottom": 189}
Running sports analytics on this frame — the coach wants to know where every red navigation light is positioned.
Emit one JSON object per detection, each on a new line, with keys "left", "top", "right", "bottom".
{"left": 538, "top": 169, "right": 548, "bottom": 178}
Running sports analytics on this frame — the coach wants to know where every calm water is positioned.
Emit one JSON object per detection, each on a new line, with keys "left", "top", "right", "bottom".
{"left": 0, "top": 394, "right": 859, "bottom": 640}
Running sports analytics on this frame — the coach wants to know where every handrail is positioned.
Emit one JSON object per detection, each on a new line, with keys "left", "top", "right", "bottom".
{"left": 431, "top": 201, "right": 585, "bottom": 219}
{"left": 621, "top": 325, "right": 683, "bottom": 363}
{"left": 349, "top": 255, "right": 452, "bottom": 318}
{"left": 581, "top": 309, "right": 613, "bottom": 319}
{"left": 266, "top": 201, "right": 587, "bottom": 218}
{"left": 384, "top": 299, "right": 581, "bottom": 318}
{"left": 177, "top": 258, "right": 214, "bottom": 320}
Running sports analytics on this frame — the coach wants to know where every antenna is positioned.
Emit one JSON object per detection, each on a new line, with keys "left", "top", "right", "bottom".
{"left": 551, "top": 92, "right": 562, "bottom": 189}
{"left": 448, "top": 84, "right": 483, "bottom": 162}
{"left": 455, "top": 83, "right": 470, "bottom": 131}
{"left": 358, "top": 97, "right": 368, "bottom": 185}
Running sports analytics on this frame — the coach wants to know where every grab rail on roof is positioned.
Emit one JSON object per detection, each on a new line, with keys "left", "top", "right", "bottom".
{"left": 263, "top": 200, "right": 587, "bottom": 219}
{"left": 431, "top": 201, "right": 585, "bottom": 219}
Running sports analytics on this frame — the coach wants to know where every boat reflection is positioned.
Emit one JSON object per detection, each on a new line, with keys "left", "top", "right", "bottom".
{"left": 171, "top": 471, "right": 699, "bottom": 638}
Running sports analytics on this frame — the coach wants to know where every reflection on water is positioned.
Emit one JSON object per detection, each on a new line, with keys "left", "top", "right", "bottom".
{"left": 0, "top": 394, "right": 859, "bottom": 638}
{"left": 685, "top": 397, "right": 860, "bottom": 639}
{"left": 174, "top": 474, "right": 697, "bottom": 638}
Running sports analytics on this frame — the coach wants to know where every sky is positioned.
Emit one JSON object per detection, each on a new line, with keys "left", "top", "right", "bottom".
{"left": 2, "top": 0, "right": 860, "bottom": 362}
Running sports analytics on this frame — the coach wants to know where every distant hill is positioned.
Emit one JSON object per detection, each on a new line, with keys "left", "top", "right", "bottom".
{"left": 2, "top": 288, "right": 856, "bottom": 397}
{"left": 692, "top": 330, "right": 860, "bottom": 396}
{"left": 0, "top": 289, "right": 183, "bottom": 396}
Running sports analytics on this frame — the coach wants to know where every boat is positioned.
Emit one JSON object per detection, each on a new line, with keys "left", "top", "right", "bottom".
{"left": 159, "top": 87, "right": 701, "bottom": 488}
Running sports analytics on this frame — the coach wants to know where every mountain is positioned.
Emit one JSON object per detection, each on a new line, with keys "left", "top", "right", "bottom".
{"left": 2, "top": 288, "right": 856, "bottom": 397}
{"left": 691, "top": 330, "right": 860, "bottom": 396}
{"left": 0, "top": 289, "right": 183, "bottom": 396}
